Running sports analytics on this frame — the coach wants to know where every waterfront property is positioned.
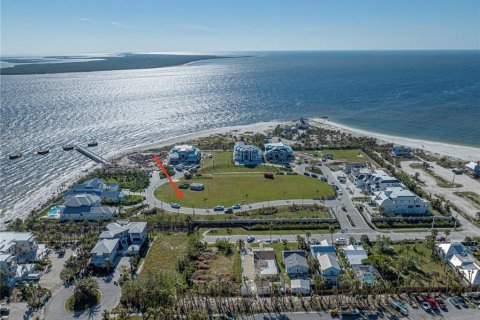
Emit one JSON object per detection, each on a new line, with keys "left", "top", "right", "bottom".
{"left": 344, "top": 162, "right": 368, "bottom": 175}
{"left": 465, "top": 161, "right": 480, "bottom": 177}
{"left": 282, "top": 250, "right": 309, "bottom": 278}
{"left": 99, "top": 220, "right": 148, "bottom": 254}
{"left": 90, "top": 238, "right": 120, "bottom": 267}
{"left": 356, "top": 170, "right": 404, "bottom": 193}
{"left": 63, "top": 177, "right": 124, "bottom": 202}
{"left": 436, "top": 242, "right": 468, "bottom": 261}
{"left": 168, "top": 145, "right": 201, "bottom": 165}
{"left": 0, "top": 232, "right": 46, "bottom": 291}
{"left": 233, "top": 141, "right": 263, "bottom": 165}
{"left": 265, "top": 142, "right": 295, "bottom": 163}
{"left": 59, "top": 194, "right": 118, "bottom": 221}
{"left": 371, "top": 187, "right": 430, "bottom": 215}
{"left": 390, "top": 146, "right": 413, "bottom": 157}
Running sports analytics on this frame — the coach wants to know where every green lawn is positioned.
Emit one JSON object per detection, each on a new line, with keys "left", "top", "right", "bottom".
{"left": 306, "top": 149, "right": 368, "bottom": 162}
{"left": 140, "top": 233, "right": 188, "bottom": 279}
{"left": 194, "top": 205, "right": 332, "bottom": 220}
{"left": 155, "top": 173, "right": 335, "bottom": 207}
{"left": 201, "top": 227, "right": 336, "bottom": 235}
{"left": 199, "top": 151, "right": 277, "bottom": 174}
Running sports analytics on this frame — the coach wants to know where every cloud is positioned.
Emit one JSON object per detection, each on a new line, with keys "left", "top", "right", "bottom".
{"left": 108, "top": 21, "right": 136, "bottom": 28}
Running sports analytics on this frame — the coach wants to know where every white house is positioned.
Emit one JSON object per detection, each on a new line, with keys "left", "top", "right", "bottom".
{"left": 265, "top": 142, "right": 295, "bottom": 163}
{"left": 449, "top": 254, "right": 480, "bottom": 285}
{"left": 98, "top": 220, "right": 148, "bottom": 256}
{"left": 436, "top": 242, "right": 468, "bottom": 261}
{"left": 282, "top": 251, "right": 309, "bottom": 277}
{"left": 290, "top": 279, "right": 311, "bottom": 295}
{"left": 253, "top": 248, "right": 279, "bottom": 280}
{"left": 60, "top": 194, "right": 117, "bottom": 221}
{"left": 91, "top": 238, "right": 120, "bottom": 267}
{"left": 317, "top": 253, "right": 342, "bottom": 284}
{"left": 233, "top": 141, "right": 263, "bottom": 165}
{"left": 0, "top": 253, "right": 17, "bottom": 291}
{"left": 371, "top": 187, "right": 429, "bottom": 215}
{"left": 356, "top": 170, "right": 403, "bottom": 193}
{"left": 344, "top": 245, "right": 368, "bottom": 265}
{"left": 465, "top": 161, "right": 480, "bottom": 177}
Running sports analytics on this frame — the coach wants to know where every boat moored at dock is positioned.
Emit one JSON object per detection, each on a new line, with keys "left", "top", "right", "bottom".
{"left": 87, "top": 140, "right": 98, "bottom": 147}
{"left": 62, "top": 145, "right": 74, "bottom": 151}
{"left": 8, "top": 152, "right": 22, "bottom": 160}
{"left": 36, "top": 148, "right": 50, "bottom": 155}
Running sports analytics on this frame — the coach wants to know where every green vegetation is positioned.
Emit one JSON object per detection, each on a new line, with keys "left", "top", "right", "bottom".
{"left": 306, "top": 149, "right": 368, "bottom": 162}
{"left": 102, "top": 194, "right": 143, "bottom": 206}
{"left": 155, "top": 173, "right": 335, "bottom": 207}
{"left": 82, "top": 169, "right": 150, "bottom": 192}
{"left": 410, "top": 163, "right": 462, "bottom": 188}
{"left": 251, "top": 242, "right": 299, "bottom": 279}
{"left": 65, "top": 278, "right": 100, "bottom": 311}
{"left": 454, "top": 191, "right": 480, "bottom": 209}
{"left": 199, "top": 151, "right": 277, "bottom": 174}
{"left": 194, "top": 204, "right": 332, "bottom": 220}
{"left": 374, "top": 219, "right": 456, "bottom": 229}
{"left": 159, "top": 164, "right": 176, "bottom": 178}
{"left": 202, "top": 227, "right": 336, "bottom": 235}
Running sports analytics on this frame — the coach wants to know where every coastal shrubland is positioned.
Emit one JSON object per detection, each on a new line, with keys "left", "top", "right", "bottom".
{"left": 81, "top": 168, "right": 149, "bottom": 192}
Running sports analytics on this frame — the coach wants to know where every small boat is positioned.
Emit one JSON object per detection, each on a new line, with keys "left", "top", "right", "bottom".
{"left": 62, "top": 145, "right": 74, "bottom": 151}
{"left": 87, "top": 140, "right": 98, "bottom": 147}
{"left": 9, "top": 152, "right": 22, "bottom": 160}
{"left": 37, "top": 148, "right": 50, "bottom": 155}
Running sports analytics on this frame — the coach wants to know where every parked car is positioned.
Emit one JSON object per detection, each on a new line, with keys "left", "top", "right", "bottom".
{"left": 319, "top": 176, "right": 328, "bottom": 182}
{"left": 449, "top": 297, "right": 461, "bottom": 308}
{"left": 420, "top": 301, "right": 432, "bottom": 312}
{"left": 436, "top": 236, "right": 446, "bottom": 241}
{"left": 247, "top": 236, "right": 255, "bottom": 243}
{"left": 233, "top": 204, "right": 241, "bottom": 210}
{"left": 436, "top": 298, "right": 447, "bottom": 310}
{"left": 171, "top": 203, "right": 181, "bottom": 209}
{"left": 425, "top": 297, "right": 438, "bottom": 310}
{"left": 311, "top": 173, "right": 318, "bottom": 178}
{"left": 335, "top": 238, "right": 347, "bottom": 245}
{"left": 457, "top": 296, "right": 468, "bottom": 308}
{"left": 264, "top": 172, "right": 274, "bottom": 179}
{"left": 214, "top": 205, "right": 225, "bottom": 211}
{"left": 337, "top": 190, "right": 343, "bottom": 195}
{"left": 303, "top": 172, "right": 310, "bottom": 176}
{"left": 225, "top": 208, "right": 233, "bottom": 214}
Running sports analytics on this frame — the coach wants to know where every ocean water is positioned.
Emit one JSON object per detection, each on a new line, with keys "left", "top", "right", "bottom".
{"left": 1, "top": 51, "right": 479, "bottom": 222}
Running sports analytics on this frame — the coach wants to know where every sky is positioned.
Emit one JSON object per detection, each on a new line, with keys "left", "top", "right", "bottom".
{"left": 1, "top": 0, "right": 479, "bottom": 55}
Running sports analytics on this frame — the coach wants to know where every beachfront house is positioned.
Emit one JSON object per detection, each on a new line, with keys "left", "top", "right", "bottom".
{"left": 282, "top": 250, "right": 309, "bottom": 278}
{"left": 265, "top": 142, "right": 295, "bottom": 163}
{"left": 60, "top": 194, "right": 117, "bottom": 221}
{"left": 90, "top": 238, "right": 120, "bottom": 267}
{"left": 0, "top": 253, "right": 17, "bottom": 291}
{"left": 317, "top": 253, "right": 342, "bottom": 285}
{"left": 343, "top": 245, "right": 368, "bottom": 265}
{"left": 371, "top": 187, "right": 429, "bottom": 215}
{"left": 64, "top": 178, "right": 124, "bottom": 202}
{"left": 168, "top": 145, "right": 201, "bottom": 165}
{"left": 390, "top": 146, "right": 413, "bottom": 157}
{"left": 233, "top": 141, "right": 263, "bottom": 165}
{"left": 356, "top": 170, "right": 403, "bottom": 193}
{"left": 448, "top": 254, "right": 480, "bottom": 285}
{"left": 99, "top": 220, "right": 148, "bottom": 253}
{"left": 465, "top": 161, "right": 480, "bottom": 177}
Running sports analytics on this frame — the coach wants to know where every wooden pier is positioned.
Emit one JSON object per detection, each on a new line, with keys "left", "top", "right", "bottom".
{"left": 74, "top": 145, "right": 107, "bottom": 164}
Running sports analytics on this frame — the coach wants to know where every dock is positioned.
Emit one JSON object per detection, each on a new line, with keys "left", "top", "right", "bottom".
{"left": 74, "top": 145, "right": 107, "bottom": 164}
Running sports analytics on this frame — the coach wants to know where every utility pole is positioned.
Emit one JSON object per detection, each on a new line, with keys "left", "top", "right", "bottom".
{"left": 451, "top": 172, "right": 456, "bottom": 187}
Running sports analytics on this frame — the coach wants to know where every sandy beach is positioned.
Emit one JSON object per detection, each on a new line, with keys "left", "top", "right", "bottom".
{"left": 2, "top": 118, "right": 478, "bottom": 227}
{"left": 310, "top": 118, "right": 480, "bottom": 162}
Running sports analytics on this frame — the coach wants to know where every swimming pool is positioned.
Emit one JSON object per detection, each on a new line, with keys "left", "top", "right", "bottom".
{"left": 48, "top": 206, "right": 60, "bottom": 216}
{"left": 363, "top": 274, "right": 376, "bottom": 283}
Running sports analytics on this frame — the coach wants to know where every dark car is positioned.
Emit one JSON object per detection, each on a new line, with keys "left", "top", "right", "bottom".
{"left": 303, "top": 172, "right": 310, "bottom": 176}
{"left": 264, "top": 172, "right": 274, "bottom": 179}
{"left": 311, "top": 173, "right": 318, "bottom": 178}
{"left": 224, "top": 208, "right": 233, "bottom": 214}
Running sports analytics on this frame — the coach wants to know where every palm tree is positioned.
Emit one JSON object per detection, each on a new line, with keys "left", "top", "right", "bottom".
{"left": 444, "top": 229, "right": 450, "bottom": 241}
{"left": 328, "top": 225, "right": 335, "bottom": 244}
{"left": 73, "top": 277, "right": 99, "bottom": 305}
{"left": 305, "top": 232, "right": 312, "bottom": 244}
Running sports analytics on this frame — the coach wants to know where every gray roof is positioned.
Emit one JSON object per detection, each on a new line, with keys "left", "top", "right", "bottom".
{"left": 318, "top": 253, "right": 341, "bottom": 271}
{"left": 64, "top": 194, "right": 100, "bottom": 207}
{"left": 284, "top": 253, "right": 308, "bottom": 269}
{"left": 91, "top": 238, "right": 119, "bottom": 255}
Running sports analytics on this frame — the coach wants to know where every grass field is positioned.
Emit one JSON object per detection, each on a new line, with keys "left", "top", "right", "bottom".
{"left": 410, "top": 163, "right": 463, "bottom": 188}
{"left": 454, "top": 191, "right": 480, "bottom": 209}
{"left": 194, "top": 205, "right": 332, "bottom": 220}
{"left": 140, "top": 233, "right": 187, "bottom": 279}
{"left": 206, "top": 250, "right": 237, "bottom": 282}
{"left": 155, "top": 173, "right": 335, "bottom": 207}
{"left": 199, "top": 151, "right": 277, "bottom": 174}
{"left": 201, "top": 227, "right": 336, "bottom": 235}
{"left": 306, "top": 149, "right": 368, "bottom": 162}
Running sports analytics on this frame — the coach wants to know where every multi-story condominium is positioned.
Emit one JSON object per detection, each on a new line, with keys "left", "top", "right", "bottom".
{"left": 233, "top": 141, "right": 263, "bottom": 165}
{"left": 168, "top": 145, "right": 201, "bottom": 165}
{"left": 265, "top": 142, "right": 295, "bottom": 163}
{"left": 371, "top": 187, "right": 429, "bottom": 215}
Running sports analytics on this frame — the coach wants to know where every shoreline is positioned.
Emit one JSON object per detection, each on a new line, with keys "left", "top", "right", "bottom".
{"left": 2, "top": 118, "right": 478, "bottom": 227}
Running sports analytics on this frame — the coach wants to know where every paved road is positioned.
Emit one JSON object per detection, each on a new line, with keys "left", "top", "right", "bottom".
{"left": 42, "top": 256, "right": 128, "bottom": 320}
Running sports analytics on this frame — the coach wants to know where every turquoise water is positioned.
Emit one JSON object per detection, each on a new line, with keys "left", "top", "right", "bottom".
{"left": 48, "top": 206, "right": 60, "bottom": 216}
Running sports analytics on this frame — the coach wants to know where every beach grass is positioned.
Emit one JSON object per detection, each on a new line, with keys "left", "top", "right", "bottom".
{"left": 409, "top": 163, "right": 463, "bottom": 188}
{"left": 305, "top": 149, "right": 368, "bottom": 162}
{"left": 454, "top": 191, "right": 480, "bottom": 209}
{"left": 199, "top": 151, "right": 278, "bottom": 174}
{"left": 155, "top": 173, "right": 335, "bottom": 208}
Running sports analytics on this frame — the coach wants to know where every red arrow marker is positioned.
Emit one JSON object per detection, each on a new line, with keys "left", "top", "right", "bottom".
{"left": 154, "top": 155, "right": 184, "bottom": 198}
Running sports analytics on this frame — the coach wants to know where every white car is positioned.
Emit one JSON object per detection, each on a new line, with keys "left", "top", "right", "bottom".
{"left": 335, "top": 238, "right": 347, "bottom": 245}
{"left": 421, "top": 301, "right": 431, "bottom": 312}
